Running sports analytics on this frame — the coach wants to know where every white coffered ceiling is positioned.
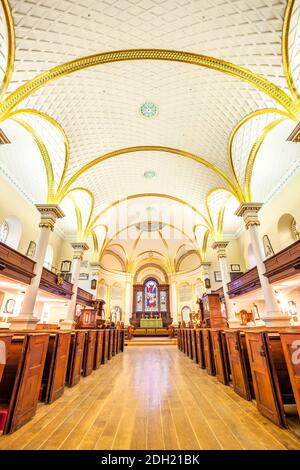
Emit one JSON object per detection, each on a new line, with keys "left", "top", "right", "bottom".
{"left": 0, "top": 0, "right": 300, "bottom": 269}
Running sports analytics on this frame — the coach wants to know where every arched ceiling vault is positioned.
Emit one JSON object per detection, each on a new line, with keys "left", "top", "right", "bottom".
{"left": 1, "top": 0, "right": 300, "bottom": 273}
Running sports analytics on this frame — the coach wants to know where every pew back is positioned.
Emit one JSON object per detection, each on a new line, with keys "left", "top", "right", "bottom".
{"left": 82, "top": 330, "right": 97, "bottom": 377}
{"left": 0, "top": 334, "right": 13, "bottom": 384}
{"left": 66, "top": 331, "right": 85, "bottom": 387}
{"left": 225, "top": 330, "right": 253, "bottom": 400}
{"left": 94, "top": 330, "right": 104, "bottom": 369}
{"left": 0, "top": 333, "right": 49, "bottom": 433}
{"left": 202, "top": 329, "right": 215, "bottom": 376}
{"left": 280, "top": 332, "right": 300, "bottom": 419}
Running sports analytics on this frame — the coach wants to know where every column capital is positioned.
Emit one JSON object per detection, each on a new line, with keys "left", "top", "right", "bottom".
{"left": 36, "top": 204, "right": 65, "bottom": 231}
{"left": 200, "top": 261, "right": 211, "bottom": 268}
{"left": 71, "top": 242, "right": 89, "bottom": 259}
{"left": 235, "top": 203, "right": 263, "bottom": 229}
{"left": 212, "top": 241, "right": 229, "bottom": 258}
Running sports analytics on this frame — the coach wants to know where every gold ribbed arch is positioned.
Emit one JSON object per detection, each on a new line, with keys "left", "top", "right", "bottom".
{"left": 0, "top": 48, "right": 299, "bottom": 120}
{"left": 57, "top": 145, "right": 240, "bottom": 204}
{"left": 89, "top": 192, "right": 212, "bottom": 235}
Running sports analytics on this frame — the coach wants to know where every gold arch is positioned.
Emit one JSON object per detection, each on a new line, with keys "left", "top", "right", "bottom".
{"left": 102, "top": 221, "right": 201, "bottom": 262}
{"left": 0, "top": 0, "right": 15, "bottom": 101}
{"left": 227, "top": 108, "right": 293, "bottom": 195}
{"left": 58, "top": 145, "right": 239, "bottom": 204}
{"left": 282, "top": 0, "right": 299, "bottom": 100}
{"left": 0, "top": 48, "right": 299, "bottom": 120}
{"left": 7, "top": 108, "right": 70, "bottom": 195}
{"left": 10, "top": 116, "right": 55, "bottom": 202}
{"left": 244, "top": 118, "right": 287, "bottom": 201}
{"left": 176, "top": 250, "right": 200, "bottom": 272}
{"left": 133, "top": 263, "right": 169, "bottom": 284}
{"left": 89, "top": 192, "right": 211, "bottom": 233}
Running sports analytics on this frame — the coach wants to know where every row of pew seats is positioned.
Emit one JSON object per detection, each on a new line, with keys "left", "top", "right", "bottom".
{"left": 0, "top": 328, "right": 125, "bottom": 434}
{"left": 178, "top": 327, "right": 300, "bottom": 432}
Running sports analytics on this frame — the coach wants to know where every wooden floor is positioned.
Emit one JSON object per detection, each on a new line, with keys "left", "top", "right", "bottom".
{"left": 1, "top": 346, "right": 300, "bottom": 450}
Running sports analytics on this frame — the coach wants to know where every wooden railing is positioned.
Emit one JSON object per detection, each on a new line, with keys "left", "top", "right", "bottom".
{"left": 264, "top": 239, "right": 300, "bottom": 283}
{"left": 77, "top": 287, "right": 94, "bottom": 306}
{"left": 0, "top": 242, "right": 35, "bottom": 284}
{"left": 227, "top": 267, "right": 260, "bottom": 298}
{"left": 40, "top": 267, "right": 73, "bottom": 299}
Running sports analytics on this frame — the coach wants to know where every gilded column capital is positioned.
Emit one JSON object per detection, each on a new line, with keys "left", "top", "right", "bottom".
{"left": 212, "top": 241, "right": 229, "bottom": 259}
{"left": 36, "top": 204, "right": 65, "bottom": 231}
{"left": 71, "top": 242, "right": 89, "bottom": 260}
{"left": 235, "top": 203, "right": 263, "bottom": 229}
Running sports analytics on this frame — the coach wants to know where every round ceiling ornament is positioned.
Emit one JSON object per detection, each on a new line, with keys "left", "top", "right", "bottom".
{"left": 140, "top": 102, "right": 158, "bottom": 118}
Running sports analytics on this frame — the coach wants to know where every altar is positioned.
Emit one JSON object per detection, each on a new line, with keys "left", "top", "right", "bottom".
{"left": 140, "top": 318, "right": 163, "bottom": 328}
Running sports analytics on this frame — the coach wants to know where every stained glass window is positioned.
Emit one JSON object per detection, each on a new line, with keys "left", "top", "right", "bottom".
{"left": 136, "top": 291, "right": 143, "bottom": 312}
{"left": 145, "top": 279, "right": 158, "bottom": 312}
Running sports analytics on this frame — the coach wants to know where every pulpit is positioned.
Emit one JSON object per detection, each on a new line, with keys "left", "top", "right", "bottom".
{"left": 76, "top": 308, "right": 97, "bottom": 329}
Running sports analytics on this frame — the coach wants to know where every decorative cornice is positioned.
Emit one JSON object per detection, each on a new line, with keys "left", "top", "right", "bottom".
{"left": 71, "top": 242, "right": 89, "bottom": 259}
{"left": 36, "top": 204, "right": 65, "bottom": 231}
{"left": 235, "top": 203, "right": 263, "bottom": 229}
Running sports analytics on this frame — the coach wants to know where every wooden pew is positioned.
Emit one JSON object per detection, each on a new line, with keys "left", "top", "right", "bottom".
{"left": 66, "top": 330, "right": 85, "bottom": 387}
{"left": 182, "top": 329, "right": 186, "bottom": 354}
{"left": 210, "top": 329, "right": 229, "bottom": 384}
{"left": 0, "top": 333, "right": 49, "bottom": 434}
{"left": 113, "top": 329, "right": 118, "bottom": 356}
{"left": 177, "top": 328, "right": 182, "bottom": 351}
{"left": 190, "top": 329, "right": 197, "bottom": 363}
{"left": 40, "top": 331, "right": 71, "bottom": 404}
{"left": 202, "top": 329, "right": 215, "bottom": 376}
{"left": 245, "top": 330, "right": 295, "bottom": 427}
{"left": 0, "top": 334, "right": 13, "bottom": 384}
{"left": 102, "top": 329, "right": 110, "bottom": 364}
{"left": 186, "top": 329, "right": 191, "bottom": 358}
{"left": 109, "top": 329, "right": 115, "bottom": 358}
{"left": 280, "top": 331, "right": 300, "bottom": 420}
{"left": 94, "top": 330, "right": 104, "bottom": 370}
{"left": 118, "top": 328, "right": 125, "bottom": 352}
{"left": 225, "top": 330, "right": 253, "bottom": 400}
{"left": 82, "top": 330, "right": 97, "bottom": 377}
{"left": 195, "top": 329, "right": 205, "bottom": 369}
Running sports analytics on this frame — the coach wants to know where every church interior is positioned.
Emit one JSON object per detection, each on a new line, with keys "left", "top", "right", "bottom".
{"left": 1, "top": 0, "right": 300, "bottom": 452}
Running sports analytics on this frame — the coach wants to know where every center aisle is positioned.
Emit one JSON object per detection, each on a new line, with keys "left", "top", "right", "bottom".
{"left": 0, "top": 346, "right": 299, "bottom": 450}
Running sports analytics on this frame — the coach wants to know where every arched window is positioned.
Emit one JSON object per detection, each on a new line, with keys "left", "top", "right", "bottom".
{"left": 0, "top": 216, "right": 22, "bottom": 249}
{"left": 145, "top": 279, "right": 158, "bottom": 312}
{"left": 0, "top": 221, "right": 9, "bottom": 243}
{"left": 278, "top": 213, "right": 299, "bottom": 248}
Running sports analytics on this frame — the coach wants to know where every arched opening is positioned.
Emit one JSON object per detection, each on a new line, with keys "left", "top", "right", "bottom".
{"left": 277, "top": 213, "right": 299, "bottom": 249}
{"left": 0, "top": 215, "right": 22, "bottom": 250}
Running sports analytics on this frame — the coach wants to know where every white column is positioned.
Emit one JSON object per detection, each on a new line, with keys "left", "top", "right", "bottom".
{"left": 200, "top": 262, "right": 212, "bottom": 294}
{"left": 236, "top": 203, "right": 290, "bottom": 326}
{"left": 212, "top": 241, "right": 239, "bottom": 327}
{"left": 10, "top": 204, "right": 64, "bottom": 330}
{"left": 170, "top": 281, "right": 178, "bottom": 324}
{"left": 60, "top": 242, "right": 89, "bottom": 330}
{"left": 124, "top": 275, "right": 133, "bottom": 326}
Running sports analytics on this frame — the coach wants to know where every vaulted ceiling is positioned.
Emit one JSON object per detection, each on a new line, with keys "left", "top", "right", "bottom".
{"left": 0, "top": 0, "right": 300, "bottom": 270}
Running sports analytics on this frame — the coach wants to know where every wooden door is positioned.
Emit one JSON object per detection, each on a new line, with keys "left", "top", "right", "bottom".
{"left": 69, "top": 331, "right": 85, "bottom": 387}
{"left": 245, "top": 332, "right": 286, "bottom": 427}
{"left": 83, "top": 331, "right": 97, "bottom": 377}
{"left": 47, "top": 332, "right": 71, "bottom": 403}
{"left": 8, "top": 333, "right": 49, "bottom": 433}
{"left": 211, "top": 330, "right": 227, "bottom": 384}
{"left": 202, "top": 329, "right": 215, "bottom": 376}
{"left": 94, "top": 330, "right": 104, "bottom": 369}
{"left": 195, "top": 330, "right": 205, "bottom": 369}
{"left": 280, "top": 332, "right": 300, "bottom": 419}
{"left": 0, "top": 335, "right": 12, "bottom": 384}
{"left": 226, "top": 331, "right": 251, "bottom": 400}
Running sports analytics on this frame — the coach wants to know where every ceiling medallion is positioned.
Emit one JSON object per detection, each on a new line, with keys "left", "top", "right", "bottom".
{"left": 136, "top": 222, "right": 165, "bottom": 232}
{"left": 140, "top": 102, "right": 158, "bottom": 118}
{"left": 144, "top": 170, "right": 157, "bottom": 179}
